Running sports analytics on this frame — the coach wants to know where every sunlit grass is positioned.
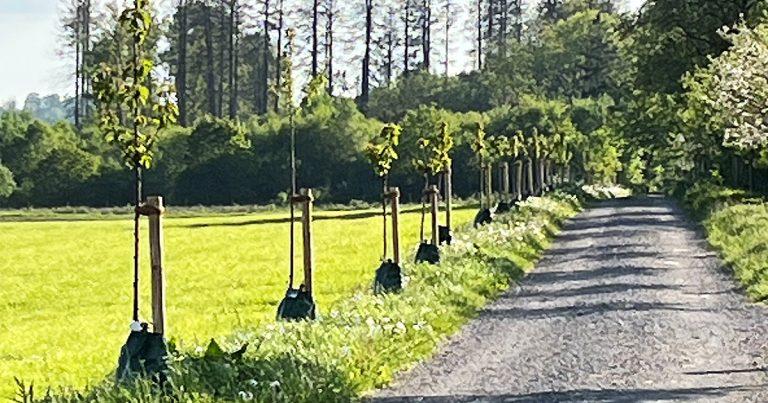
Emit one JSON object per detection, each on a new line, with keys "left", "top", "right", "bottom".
{"left": 0, "top": 205, "right": 477, "bottom": 398}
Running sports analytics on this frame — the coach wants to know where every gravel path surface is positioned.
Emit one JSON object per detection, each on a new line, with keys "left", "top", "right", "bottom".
{"left": 374, "top": 196, "right": 768, "bottom": 402}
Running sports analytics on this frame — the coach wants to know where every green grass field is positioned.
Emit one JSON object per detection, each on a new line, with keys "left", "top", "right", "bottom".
{"left": 0, "top": 205, "right": 477, "bottom": 399}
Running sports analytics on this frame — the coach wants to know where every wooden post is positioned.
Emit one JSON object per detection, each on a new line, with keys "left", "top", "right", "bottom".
{"left": 300, "top": 189, "right": 315, "bottom": 297}
{"left": 388, "top": 187, "right": 401, "bottom": 265}
{"left": 444, "top": 167, "right": 452, "bottom": 230}
{"left": 501, "top": 162, "right": 510, "bottom": 199}
{"left": 526, "top": 158, "right": 534, "bottom": 197}
{"left": 485, "top": 164, "right": 493, "bottom": 207}
{"left": 146, "top": 196, "right": 166, "bottom": 335}
{"left": 515, "top": 161, "right": 523, "bottom": 201}
{"left": 427, "top": 185, "right": 440, "bottom": 246}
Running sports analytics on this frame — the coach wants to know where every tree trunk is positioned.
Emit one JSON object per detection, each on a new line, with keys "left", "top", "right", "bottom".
{"left": 476, "top": 0, "right": 482, "bottom": 70}
{"left": 274, "top": 0, "right": 284, "bottom": 112}
{"left": 404, "top": 0, "right": 411, "bottom": 73}
{"left": 498, "top": 0, "right": 507, "bottom": 58}
{"left": 177, "top": 0, "right": 188, "bottom": 126}
{"left": 81, "top": 0, "right": 91, "bottom": 121}
{"left": 443, "top": 0, "right": 450, "bottom": 76}
{"left": 261, "top": 0, "right": 271, "bottom": 115}
{"left": 386, "top": 9, "right": 395, "bottom": 85}
{"left": 74, "top": 9, "right": 81, "bottom": 130}
{"left": 218, "top": 9, "right": 226, "bottom": 117}
{"left": 312, "top": 0, "right": 319, "bottom": 78}
{"left": 204, "top": 4, "right": 216, "bottom": 115}
{"left": 228, "top": 0, "right": 237, "bottom": 119}
{"left": 362, "top": 0, "right": 372, "bottom": 104}
{"left": 421, "top": 0, "right": 431, "bottom": 70}
{"left": 326, "top": 0, "right": 335, "bottom": 94}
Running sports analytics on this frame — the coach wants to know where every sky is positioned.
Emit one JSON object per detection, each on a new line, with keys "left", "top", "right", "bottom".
{"left": 0, "top": 0, "right": 645, "bottom": 106}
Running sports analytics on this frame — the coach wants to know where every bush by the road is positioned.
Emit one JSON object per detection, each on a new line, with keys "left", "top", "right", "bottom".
{"left": 683, "top": 180, "right": 768, "bottom": 301}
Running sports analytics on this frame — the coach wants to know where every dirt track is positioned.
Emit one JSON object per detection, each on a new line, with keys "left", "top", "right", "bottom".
{"left": 374, "top": 196, "right": 768, "bottom": 402}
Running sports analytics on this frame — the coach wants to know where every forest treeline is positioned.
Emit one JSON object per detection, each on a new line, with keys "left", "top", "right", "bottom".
{"left": 1, "top": 0, "right": 766, "bottom": 207}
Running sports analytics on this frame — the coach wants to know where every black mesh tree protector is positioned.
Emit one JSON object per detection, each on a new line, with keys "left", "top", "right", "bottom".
{"left": 276, "top": 288, "right": 316, "bottom": 320}
{"left": 415, "top": 242, "right": 440, "bottom": 264}
{"left": 474, "top": 208, "right": 494, "bottom": 228}
{"left": 374, "top": 260, "right": 403, "bottom": 293}
{"left": 116, "top": 329, "right": 169, "bottom": 383}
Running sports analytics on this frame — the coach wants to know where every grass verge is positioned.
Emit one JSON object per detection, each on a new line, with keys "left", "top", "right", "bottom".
{"left": 20, "top": 191, "right": 583, "bottom": 402}
{"left": 681, "top": 180, "right": 768, "bottom": 301}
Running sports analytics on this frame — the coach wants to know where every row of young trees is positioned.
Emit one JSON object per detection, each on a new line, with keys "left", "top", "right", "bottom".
{"left": 0, "top": 0, "right": 639, "bottom": 207}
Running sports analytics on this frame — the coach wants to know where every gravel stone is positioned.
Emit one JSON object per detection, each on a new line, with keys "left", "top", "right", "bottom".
{"left": 373, "top": 196, "right": 768, "bottom": 402}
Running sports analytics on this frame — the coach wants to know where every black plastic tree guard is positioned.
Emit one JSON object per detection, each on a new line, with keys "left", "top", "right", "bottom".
{"left": 495, "top": 201, "right": 511, "bottom": 214}
{"left": 474, "top": 208, "right": 494, "bottom": 228}
{"left": 277, "top": 287, "right": 316, "bottom": 320}
{"left": 415, "top": 242, "right": 440, "bottom": 264}
{"left": 116, "top": 324, "right": 169, "bottom": 384}
{"left": 438, "top": 225, "right": 452, "bottom": 245}
{"left": 374, "top": 260, "right": 403, "bottom": 293}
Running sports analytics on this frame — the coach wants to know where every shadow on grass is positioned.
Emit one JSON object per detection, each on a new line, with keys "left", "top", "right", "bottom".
{"left": 173, "top": 205, "right": 478, "bottom": 229}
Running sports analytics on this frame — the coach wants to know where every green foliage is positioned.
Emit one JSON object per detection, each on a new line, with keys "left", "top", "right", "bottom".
{"left": 0, "top": 162, "right": 15, "bottom": 198}
{"left": 187, "top": 116, "right": 250, "bottom": 165}
{"left": 707, "top": 203, "right": 768, "bottom": 301}
{"left": 92, "top": 0, "right": 178, "bottom": 171}
{"left": 583, "top": 128, "right": 621, "bottom": 185}
{"left": 679, "top": 179, "right": 768, "bottom": 301}
{"left": 365, "top": 124, "right": 401, "bottom": 178}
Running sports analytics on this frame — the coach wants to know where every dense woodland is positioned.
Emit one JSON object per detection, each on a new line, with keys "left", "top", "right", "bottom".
{"left": 1, "top": 0, "right": 767, "bottom": 207}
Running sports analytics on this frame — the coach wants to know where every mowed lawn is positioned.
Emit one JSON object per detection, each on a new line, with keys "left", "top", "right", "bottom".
{"left": 0, "top": 205, "right": 476, "bottom": 398}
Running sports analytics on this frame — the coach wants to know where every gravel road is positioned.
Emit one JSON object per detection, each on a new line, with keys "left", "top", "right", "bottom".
{"left": 374, "top": 196, "right": 768, "bottom": 402}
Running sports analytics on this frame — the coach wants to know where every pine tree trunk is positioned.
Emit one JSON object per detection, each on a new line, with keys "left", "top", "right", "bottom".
{"left": 261, "top": 0, "right": 270, "bottom": 115}
{"left": 177, "top": 0, "right": 188, "bottom": 126}
{"left": 362, "top": 0, "right": 372, "bottom": 104}
{"left": 312, "top": 0, "right": 319, "bottom": 78}
{"left": 404, "top": 0, "right": 411, "bottom": 73}
{"left": 274, "top": 0, "right": 284, "bottom": 112}
{"left": 228, "top": 1, "right": 237, "bottom": 119}
{"left": 205, "top": 5, "right": 216, "bottom": 116}
{"left": 422, "top": 0, "right": 431, "bottom": 70}
{"left": 476, "top": 0, "right": 483, "bottom": 70}
{"left": 326, "top": 0, "right": 334, "bottom": 94}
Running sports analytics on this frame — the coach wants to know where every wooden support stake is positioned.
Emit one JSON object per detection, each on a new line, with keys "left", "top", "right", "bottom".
{"left": 300, "top": 188, "right": 315, "bottom": 298}
{"left": 146, "top": 196, "right": 166, "bottom": 336}
{"left": 428, "top": 185, "right": 440, "bottom": 246}
{"left": 526, "top": 159, "right": 535, "bottom": 197}
{"left": 388, "top": 187, "right": 401, "bottom": 265}
{"left": 444, "top": 167, "right": 452, "bottom": 230}
{"left": 515, "top": 160, "right": 523, "bottom": 201}
{"left": 485, "top": 164, "right": 493, "bottom": 207}
{"left": 501, "top": 162, "right": 510, "bottom": 199}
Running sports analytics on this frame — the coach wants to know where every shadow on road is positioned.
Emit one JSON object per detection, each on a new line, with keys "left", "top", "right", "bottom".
{"left": 370, "top": 384, "right": 767, "bottom": 402}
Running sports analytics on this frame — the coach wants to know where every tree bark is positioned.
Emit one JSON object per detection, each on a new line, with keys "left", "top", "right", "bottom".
{"left": 204, "top": 4, "right": 216, "bottom": 115}
{"left": 274, "top": 0, "right": 284, "bottom": 112}
{"left": 326, "top": 0, "right": 335, "bottom": 94}
{"left": 312, "top": 0, "right": 320, "bottom": 78}
{"left": 362, "top": 0, "right": 373, "bottom": 104}
{"left": 262, "top": 0, "right": 271, "bottom": 115}
{"left": 476, "top": 0, "right": 483, "bottom": 70}
{"left": 177, "top": 0, "right": 188, "bottom": 126}
{"left": 228, "top": 0, "right": 237, "bottom": 119}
